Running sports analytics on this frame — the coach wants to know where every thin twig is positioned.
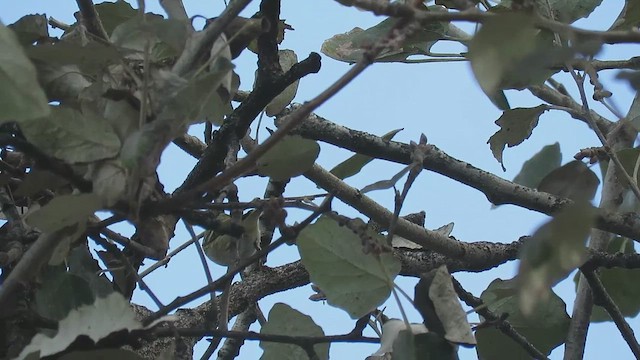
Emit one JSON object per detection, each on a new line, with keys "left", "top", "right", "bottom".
{"left": 581, "top": 269, "right": 640, "bottom": 359}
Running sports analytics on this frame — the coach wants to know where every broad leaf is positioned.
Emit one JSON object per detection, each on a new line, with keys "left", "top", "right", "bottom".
{"left": 111, "top": 15, "right": 189, "bottom": 58}
{"left": 537, "top": 160, "right": 599, "bottom": 201}
{"left": 0, "top": 23, "right": 50, "bottom": 123}
{"left": 369, "top": 319, "right": 429, "bottom": 358}
{"left": 94, "top": 0, "right": 138, "bottom": 36}
{"left": 21, "top": 106, "right": 121, "bottom": 164}
{"left": 497, "top": 0, "right": 603, "bottom": 24}
{"left": 257, "top": 135, "right": 320, "bottom": 181}
{"left": 67, "top": 245, "right": 114, "bottom": 298}
{"left": 610, "top": 0, "right": 640, "bottom": 30}
{"left": 260, "top": 303, "right": 329, "bottom": 360}
{"left": 518, "top": 204, "right": 596, "bottom": 315}
{"left": 35, "top": 265, "right": 95, "bottom": 321}
{"left": 577, "top": 237, "right": 640, "bottom": 322}
{"left": 626, "top": 91, "right": 640, "bottom": 131}
{"left": 297, "top": 216, "right": 401, "bottom": 318}
{"left": 512, "top": 143, "right": 562, "bottom": 189}
{"left": 321, "top": 7, "right": 461, "bottom": 64}
{"left": 14, "top": 169, "right": 68, "bottom": 197}
{"left": 25, "top": 41, "right": 122, "bottom": 76}
{"left": 8, "top": 14, "right": 48, "bottom": 46}
{"left": 25, "top": 193, "right": 102, "bottom": 233}
{"left": 265, "top": 50, "right": 299, "bottom": 116}
{"left": 330, "top": 128, "right": 403, "bottom": 180}
{"left": 392, "top": 331, "right": 458, "bottom": 360}
{"left": 476, "top": 278, "right": 570, "bottom": 359}
{"left": 488, "top": 105, "right": 549, "bottom": 170}
{"left": 19, "top": 293, "right": 143, "bottom": 359}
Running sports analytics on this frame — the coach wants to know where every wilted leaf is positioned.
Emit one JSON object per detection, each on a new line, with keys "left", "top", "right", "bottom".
{"left": 330, "top": 128, "right": 403, "bottom": 180}
{"left": 577, "top": 237, "right": 640, "bottom": 322}
{"left": 360, "top": 164, "right": 411, "bottom": 193}
{"left": 8, "top": 14, "right": 48, "bottom": 45}
{"left": 518, "top": 204, "right": 596, "bottom": 315}
{"left": 19, "top": 293, "right": 143, "bottom": 359}
{"left": 428, "top": 266, "right": 476, "bottom": 346}
{"left": 488, "top": 105, "right": 549, "bottom": 169}
{"left": 265, "top": 50, "right": 299, "bottom": 116}
{"left": 610, "top": 0, "right": 640, "bottom": 30}
{"left": 21, "top": 106, "right": 121, "bottom": 164}
{"left": 368, "top": 319, "right": 429, "bottom": 359}
{"left": 297, "top": 216, "right": 401, "bottom": 318}
{"left": 392, "top": 331, "right": 457, "bottom": 360}
{"left": 0, "top": 23, "right": 50, "bottom": 123}
{"left": 321, "top": 6, "right": 460, "bottom": 64}
{"left": 257, "top": 135, "right": 320, "bottom": 181}
{"left": 476, "top": 278, "right": 570, "bottom": 359}
{"left": 35, "top": 265, "right": 95, "bottom": 321}
{"left": 537, "top": 160, "right": 600, "bottom": 201}
{"left": 26, "top": 193, "right": 102, "bottom": 233}
{"left": 260, "top": 303, "right": 329, "bottom": 360}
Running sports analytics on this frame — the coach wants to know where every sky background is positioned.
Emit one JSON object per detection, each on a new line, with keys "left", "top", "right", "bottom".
{"left": 2, "top": 0, "right": 640, "bottom": 359}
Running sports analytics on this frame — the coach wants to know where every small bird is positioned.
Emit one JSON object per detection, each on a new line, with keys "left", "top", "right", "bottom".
{"left": 202, "top": 209, "right": 262, "bottom": 267}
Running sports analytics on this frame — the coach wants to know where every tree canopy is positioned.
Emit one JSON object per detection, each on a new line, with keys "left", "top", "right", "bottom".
{"left": 1, "top": 0, "right": 640, "bottom": 359}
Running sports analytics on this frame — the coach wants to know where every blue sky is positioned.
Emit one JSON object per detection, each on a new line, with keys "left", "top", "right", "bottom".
{"left": 2, "top": 1, "right": 640, "bottom": 359}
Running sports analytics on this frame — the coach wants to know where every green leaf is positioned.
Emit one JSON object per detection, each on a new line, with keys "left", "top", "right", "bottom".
{"left": 476, "top": 278, "right": 570, "bottom": 359}
{"left": 496, "top": 0, "right": 603, "bottom": 24}
{"left": 25, "top": 193, "right": 102, "bottom": 233}
{"left": 488, "top": 105, "right": 549, "bottom": 170}
{"left": 260, "top": 303, "right": 329, "bottom": 360}
{"left": 512, "top": 143, "right": 562, "bottom": 189}
{"left": 8, "top": 14, "right": 49, "bottom": 46}
{"left": 297, "top": 216, "right": 401, "bottom": 318}
{"left": 626, "top": 91, "right": 640, "bottom": 131}
{"left": 577, "top": 237, "right": 640, "bottom": 322}
{"left": 537, "top": 160, "right": 600, "bottom": 201}
{"left": 0, "top": 23, "right": 50, "bottom": 123}
{"left": 110, "top": 15, "right": 189, "bottom": 58}
{"left": 610, "top": 0, "right": 640, "bottom": 30}
{"left": 25, "top": 41, "right": 122, "bottom": 76}
{"left": 321, "top": 6, "right": 461, "bottom": 64}
{"left": 94, "top": 0, "right": 138, "bottom": 36}
{"left": 392, "top": 331, "right": 458, "bottom": 360}
{"left": 19, "top": 293, "right": 143, "bottom": 359}
{"left": 14, "top": 169, "right": 68, "bottom": 197}
{"left": 21, "top": 106, "right": 122, "bottom": 164}
{"left": 518, "top": 204, "right": 596, "bottom": 315}
{"left": 154, "top": 58, "right": 234, "bottom": 125}
{"left": 265, "top": 50, "right": 299, "bottom": 116}
{"left": 35, "top": 265, "right": 95, "bottom": 321}
{"left": 330, "top": 128, "right": 403, "bottom": 180}
{"left": 257, "top": 135, "right": 320, "bottom": 181}
{"left": 67, "top": 245, "right": 114, "bottom": 298}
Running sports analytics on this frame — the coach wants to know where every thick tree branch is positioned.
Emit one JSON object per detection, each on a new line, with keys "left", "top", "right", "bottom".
{"left": 75, "top": 0, "right": 109, "bottom": 41}
{"left": 278, "top": 109, "right": 640, "bottom": 241}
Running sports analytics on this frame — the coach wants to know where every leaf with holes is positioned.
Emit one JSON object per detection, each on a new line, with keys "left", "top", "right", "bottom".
{"left": 488, "top": 105, "right": 549, "bottom": 170}
{"left": 297, "top": 216, "right": 400, "bottom": 318}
